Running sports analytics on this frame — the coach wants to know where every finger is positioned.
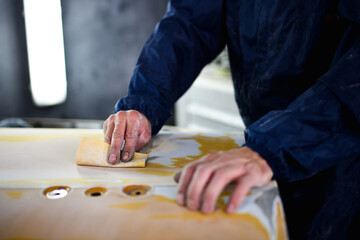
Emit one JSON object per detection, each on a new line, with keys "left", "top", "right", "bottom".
{"left": 177, "top": 153, "right": 218, "bottom": 206}
{"left": 186, "top": 157, "right": 238, "bottom": 211}
{"left": 108, "top": 112, "right": 126, "bottom": 164}
{"left": 103, "top": 120, "right": 108, "bottom": 140}
{"left": 200, "top": 164, "right": 247, "bottom": 214}
{"left": 104, "top": 115, "right": 115, "bottom": 144}
{"left": 226, "top": 174, "right": 257, "bottom": 213}
{"left": 121, "top": 112, "right": 140, "bottom": 162}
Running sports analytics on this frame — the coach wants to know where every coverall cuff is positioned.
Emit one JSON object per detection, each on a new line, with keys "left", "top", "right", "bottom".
{"left": 244, "top": 130, "right": 289, "bottom": 181}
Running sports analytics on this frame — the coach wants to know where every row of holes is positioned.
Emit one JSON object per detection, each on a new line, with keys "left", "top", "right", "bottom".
{"left": 43, "top": 185, "right": 152, "bottom": 200}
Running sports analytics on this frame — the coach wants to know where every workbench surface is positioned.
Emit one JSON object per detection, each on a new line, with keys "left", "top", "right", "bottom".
{"left": 0, "top": 127, "right": 288, "bottom": 240}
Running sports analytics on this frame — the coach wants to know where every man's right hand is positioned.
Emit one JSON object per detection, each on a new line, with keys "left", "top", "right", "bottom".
{"left": 103, "top": 110, "right": 152, "bottom": 164}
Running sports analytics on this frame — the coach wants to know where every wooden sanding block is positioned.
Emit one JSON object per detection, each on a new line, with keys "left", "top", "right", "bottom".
{"left": 76, "top": 137, "right": 148, "bottom": 168}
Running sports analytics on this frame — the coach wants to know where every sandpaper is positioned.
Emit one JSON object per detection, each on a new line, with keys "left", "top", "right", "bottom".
{"left": 76, "top": 137, "right": 148, "bottom": 168}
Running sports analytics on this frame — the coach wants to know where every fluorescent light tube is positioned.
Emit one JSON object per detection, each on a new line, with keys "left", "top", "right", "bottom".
{"left": 23, "top": 0, "right": 67, "bottom": 107}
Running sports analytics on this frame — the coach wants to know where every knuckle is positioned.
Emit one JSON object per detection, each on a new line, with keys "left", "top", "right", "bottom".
{"left": 213, "top": 169, "right": 228, "bottom": 182}
{"left": 112, "top": 131, "right": 124, "bottom": 139}
{"left": 196, "top": 165, "right": 210, "bottom": 177}
{"left": 111, "top": 117, "right": 119, "bottom": 126}
{"left": 115, "top": 111, "right": 126, "bottom": 119}
{"left": 108, "top": 114, "right": 115, "bottom": 121}
{"left": 125, "top": 128, "right": 138, "bottom": 139}
{"left": 128, "top": 110, "right": 140, "bottom": 118}
{"left": 104, "top": 136, "right": 111, "bottom": 142}
{"left": 243, "top": 162, "right": 254, "bottom": 172}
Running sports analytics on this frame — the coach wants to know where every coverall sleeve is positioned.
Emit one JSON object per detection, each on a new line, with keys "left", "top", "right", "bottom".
{"left": 114, "top": 0, "right": 225, "bottom": 134}
{"left": 245, "top": 6, "right": 360, "bottom": 182}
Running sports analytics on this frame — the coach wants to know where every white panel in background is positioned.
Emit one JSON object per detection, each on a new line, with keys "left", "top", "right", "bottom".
{"left": 23, "top": 0, "right": 67, "bottom": 107}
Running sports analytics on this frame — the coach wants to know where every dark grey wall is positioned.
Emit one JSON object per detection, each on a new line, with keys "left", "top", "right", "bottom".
{"left": 0, "top": 0, "right": 168, "bottom": 120}
{"left": 0, "top": 0, "right": 30, "bottom": 117}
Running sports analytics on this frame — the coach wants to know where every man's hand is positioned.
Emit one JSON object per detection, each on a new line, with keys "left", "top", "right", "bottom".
{"left": 175, "top": 147, "right": 273, "bottom": 214}
{"left": 103, "top": 110, "right": 152, "bottom": 164}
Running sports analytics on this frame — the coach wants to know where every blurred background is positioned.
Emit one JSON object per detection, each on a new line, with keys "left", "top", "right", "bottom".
{"left": 0, "top": 0, "right": 244, "bottom": 132}
{"left": 0, "top": 0, "right": 168, "bottom": 124}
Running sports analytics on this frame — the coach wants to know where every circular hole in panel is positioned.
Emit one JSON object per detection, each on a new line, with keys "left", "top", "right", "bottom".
{"left": 85, "top": 187, "right": 107, "bottom": 197}
{"left": 123, "top": 185, "right": 152, "bottom": 197}
{"left": 43, "top": 186, "right": 71, "bottom": 200}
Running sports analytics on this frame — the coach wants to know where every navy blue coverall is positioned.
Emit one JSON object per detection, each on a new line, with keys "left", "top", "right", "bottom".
{"left": 114, "top": 0, "right": 360, "bottom": 239}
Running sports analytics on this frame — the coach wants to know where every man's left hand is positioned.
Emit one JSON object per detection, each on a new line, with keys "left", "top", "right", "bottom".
{"left": 175, "top": 146, "right": 273, "bottom": 214}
